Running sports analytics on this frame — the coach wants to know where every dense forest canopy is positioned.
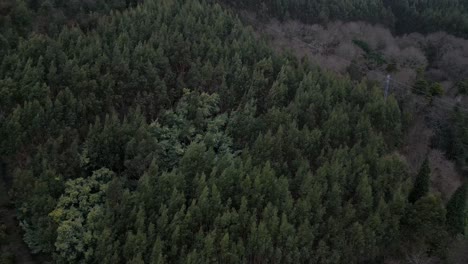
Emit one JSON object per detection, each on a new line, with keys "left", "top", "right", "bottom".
{"left": 223, "top": 0, "right": 468, "bottom": 38}
{"left": 0, "top": 0, "right": 466, "bottom": 263}
{"left": 0, "top": 0, "right": 142, "bottom": 51}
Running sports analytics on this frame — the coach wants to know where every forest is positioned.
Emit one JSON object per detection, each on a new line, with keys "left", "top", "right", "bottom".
{"left": 224, "top": 0, "right": 468, "bottom": 38}
{"left": 0, "top": 0, "right": 466, "bottom": 263}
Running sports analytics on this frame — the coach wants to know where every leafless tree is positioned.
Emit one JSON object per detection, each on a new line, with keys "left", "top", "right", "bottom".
{"left": 405, "top": 251, "right": 437, "bottom": 264}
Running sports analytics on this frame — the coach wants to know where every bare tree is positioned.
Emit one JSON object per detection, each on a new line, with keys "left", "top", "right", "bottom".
{"left": 405, "top": 251, "right": 437, "bottom": 264}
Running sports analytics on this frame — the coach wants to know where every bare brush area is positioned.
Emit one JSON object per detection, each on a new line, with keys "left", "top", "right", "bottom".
{"left": 429, "top": 150, "right": 464, "bottom": 202}
{"left": 245, "top": 13, "right": 468, "bottom": 93}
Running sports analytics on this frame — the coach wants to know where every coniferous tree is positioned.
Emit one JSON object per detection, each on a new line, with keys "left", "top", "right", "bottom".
{"left": 403, "top": 194, "right": 448, "bottom": 252}
{"left": 409, "top": 158, "right": 431, "bottom": 203}
{"left": 446, "top": 184, "right": 467, "bottom": 235}
{"left": 0, "top": 0, "right": 451, "bottom": 263}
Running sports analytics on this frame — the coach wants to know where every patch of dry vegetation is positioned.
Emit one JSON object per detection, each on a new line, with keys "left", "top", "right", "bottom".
{"left": 256, "top": 18, "right": 468, "bottom": 96}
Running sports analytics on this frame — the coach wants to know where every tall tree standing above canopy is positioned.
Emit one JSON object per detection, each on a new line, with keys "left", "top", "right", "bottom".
{"left": 446, "top": 184, "right": 467, "bottom": 236}
{"left": 409, "top": 158, "right": 431, "bottom": 204}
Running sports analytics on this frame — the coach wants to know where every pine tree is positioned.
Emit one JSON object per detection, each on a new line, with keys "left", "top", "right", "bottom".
{"left": 0, "top": 0, "right": 443, "bottom": 262}
{"left": 409, "top": 158, "right": 431, "bottom": 203}
{"left": 404, "top": 194, "right": 448, "bottom": 252}
{"left": 150, "top": 236, "right": 166, "bottom": 264}
{"left": 413, "top": 77, "right": 429, "bottom": 95}
{"left": 446, "top": 184, "right": 467, "bottom": 235}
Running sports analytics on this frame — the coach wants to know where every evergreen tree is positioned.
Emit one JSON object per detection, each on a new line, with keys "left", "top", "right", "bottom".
{"left": 409, "top": 158, "right": 431, "bottom": 203}
{"left": 0, "top": 0, "right": 446, "bottom": 263}
{"left": 446, "top": 184, "right": 467, "bottom": 235}
{"left": 403, "top": 194, "right": 448, "bottom": 252}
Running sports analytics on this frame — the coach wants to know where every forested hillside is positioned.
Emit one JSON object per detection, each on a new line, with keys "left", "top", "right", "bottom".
{"left": 224, "top": 0, "right": 468, "bottom": 38}
{"left": 0, "top": 0, "right": 465, "bottom": 263}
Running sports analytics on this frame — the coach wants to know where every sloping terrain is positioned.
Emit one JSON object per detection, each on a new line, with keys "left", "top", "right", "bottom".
{"left": 238, "top": 12, "right": 466, "bottom": 200}
{"left": 0, "top": 1, "right": 466, "bottom": 263}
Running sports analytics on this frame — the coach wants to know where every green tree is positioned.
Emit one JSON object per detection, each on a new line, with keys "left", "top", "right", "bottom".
{"left": 0, "top": 0, "right": 429, "bottom": 262}
{"left": 430, "top": 82, "right": 444, "bottom": 97}
{"left": 409, "top": 158, "right": 431, "bottom": 203}
{"left": 412, "top": 68, "right": 428, "bottom": 95}
{"left": 403, "top": 195, "right": 447, "bottom": 253}
{"left": 50, "top": 168, "right": 114, "bottom": 263}
{"left": 446, "top": 184, "right": 467, "bottom": 235}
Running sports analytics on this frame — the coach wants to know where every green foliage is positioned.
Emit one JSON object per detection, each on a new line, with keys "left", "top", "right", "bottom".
{"left": 223, "top": 0, "right": 468, "bottom": 38}
{"left": 403, "top": 195, "right": 448, "bottom": 253}
{"left": 0, "top": 0, "right": 141, "bottom": 50}
{"left": 412, "top": 73, "right": 443, "bottom": 101}
{"left": 0, "top": 0, "right": 448, "bottom": 263}
{"left": 446, "top": 184, "right": 467, "bottom": 235}
{"left": 457, "top": 79, "right": 468, "bottom": 95}
{"left": 353, "top": 39, "right": 371, "bottom": 54}
{"left": 433, "top": 107, "right": 468, "bottom": 167}
{"left": 352, "top": 39, "right": 386, "bottom": 67}
{"left": 430, "top": 82, "right": 444, "bottom": 97}
{"left": 413, "top": 68, "right": 430, "bottom": 97}
{"left": 0, "top": 224, "right": 6, "bottom": 245}
{"left": 413, "top": 78, "right": 429, "bottom": 95}
{"left": 0, "top": 252, "right": 15, "bottom": 264}
{"left": 409, "top": 158, "right": 431, "bottom": 204}
{"left": 50, "top": 168, "right": 114, "bottom": 263}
